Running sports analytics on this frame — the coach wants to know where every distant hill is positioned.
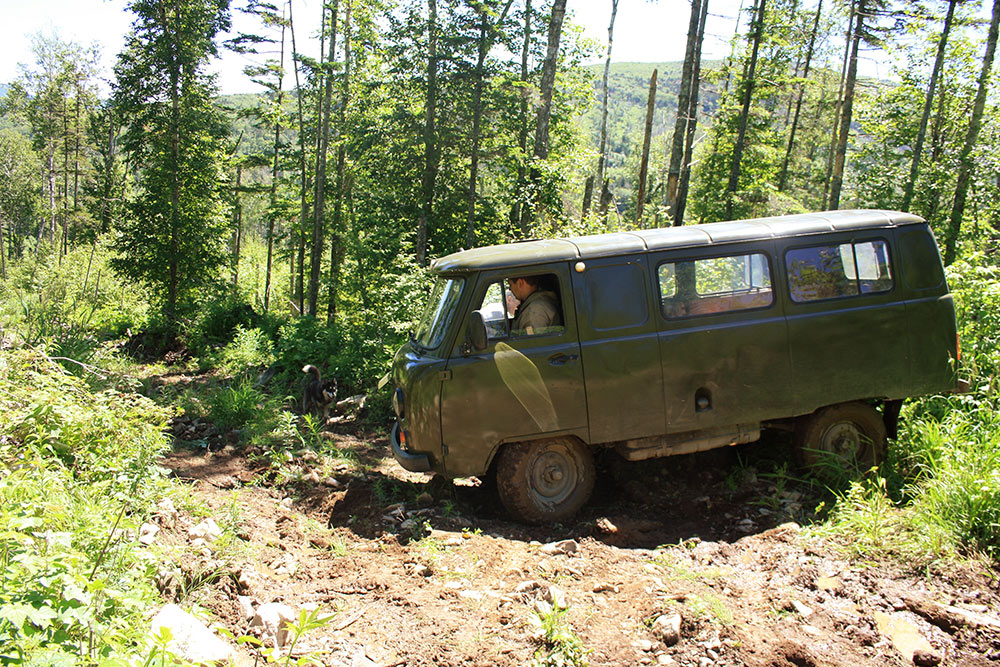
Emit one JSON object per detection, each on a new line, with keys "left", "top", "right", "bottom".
{"left": 579, "top": 61, "right": 723, "bottom": 192}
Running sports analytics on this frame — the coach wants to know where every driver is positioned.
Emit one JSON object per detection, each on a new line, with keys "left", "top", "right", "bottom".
{"left": 509, "top": 275, "right": 561, "bottom": 335}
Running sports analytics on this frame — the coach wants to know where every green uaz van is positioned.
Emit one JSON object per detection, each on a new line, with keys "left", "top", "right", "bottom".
{"left": 389, "top": 210, "right": 960, "bottom": 523}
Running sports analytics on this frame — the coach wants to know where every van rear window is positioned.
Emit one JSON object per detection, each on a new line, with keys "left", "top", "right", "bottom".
{"left": 658, "top": 253, "right": 773, "bottom": 319}
{"left": 786, "top": 240, "right": 893, "bottom": 303}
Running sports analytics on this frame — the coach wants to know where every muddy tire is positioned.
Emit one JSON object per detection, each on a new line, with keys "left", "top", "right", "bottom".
{"left": 496, "top": 438, "right": 595, "bottom": 524}
{"left": 794, "top": 402, "right": 886, "bottom": 474}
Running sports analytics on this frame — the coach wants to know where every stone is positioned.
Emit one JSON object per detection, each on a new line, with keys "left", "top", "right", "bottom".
{"left": 652, "top": 612, "right": 682, "bottom": 646}
{"left": 913, "top": 649, "right": 942, "bottom": 667}
{"left": 409, "top": 563, "right": 433, "bottom": 577}
{"left": 237, "top": 567, "right": 263, "bottom": 592}
{"left": 139, "top": 522, "right": 160, "bottom": 545}
{"left": 635, "top": 639, "right": 654, "bottom": 652}
{"left": 237, "top": 595, "right": 255, "bottom": 621}
{"left": 156, "top": 498, "right": 177, "bottom": 527}
{"left": 251, "top": 602, "right": 297, "bottom": 648}
{"left": 874, "top": 611, "right": 935, "bottom": 664}
{"left": 151, "top": 604, "right": 233, "bottom": 664}
{"left": 188, "top": 518, "right": 222, "bottom": 543}
{"left": 543, "top": 584, "right": 568, "bottom": 609}
{"left": 596, "top": 517, "right": 618, "bottom": 533}
{"left": 656, "top": 654, "right": 675, "bottom": 665}
{"left": 815, "top": 576, "right": 842, "bottom": 591}
{"left": 790, "top": 600, "right": 814, "bottom": 618}
{"left": 540, "top": 539, "right": 579, "bottom": 556}
{"left": 516, "top": 580, "right": 541, "bottom": 594}
{"left": 416, "top": 492, "right": 434, "bottom": 506}
{"left": 593, "top": 583, "right": 619, "bottom": 593}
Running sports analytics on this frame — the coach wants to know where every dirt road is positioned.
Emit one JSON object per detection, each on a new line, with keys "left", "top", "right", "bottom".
{"left": 156, "top": 424, "right": 1000, "bottom": 666}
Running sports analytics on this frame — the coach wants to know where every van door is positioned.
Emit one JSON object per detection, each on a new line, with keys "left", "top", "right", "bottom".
{"left": 652, "top": 244, "right": 792, "bottom": 432}
{"left": 439, "top": 264, "right": 588, "bottom": 477}
{"left": 782, "top": 234, "right": 908, "bottom": 411}
{"left": 571, "top": 255, "right": 666, "bottom": 443}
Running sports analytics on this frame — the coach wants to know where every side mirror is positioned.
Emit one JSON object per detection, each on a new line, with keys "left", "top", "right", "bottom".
{"left": 466, "top": 310, "right": 488, "bottom": 352}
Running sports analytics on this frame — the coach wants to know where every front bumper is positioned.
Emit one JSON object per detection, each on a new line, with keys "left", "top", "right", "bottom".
{"left": 390, "top": 421, "right": 432, "bottom": 472}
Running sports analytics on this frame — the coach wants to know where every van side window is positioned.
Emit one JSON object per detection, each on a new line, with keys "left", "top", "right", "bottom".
{"left": 658, "top": 253, "right": 773, "bottom": 319}
{"left": 899, "top": 229, "right": 945, "bottom": 290}
{"left": 786, "top": 239, "right": 893, "bottom": 303}
{"left": 476, "top": 274, "right": 564, "bottom": 339}
{"left": 585, "top": 264, "right": 649, "bottom": 330}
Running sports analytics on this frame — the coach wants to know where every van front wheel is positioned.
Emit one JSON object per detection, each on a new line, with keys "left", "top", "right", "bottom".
{"left": 496, "top": 438, "right": 595, "bottom": 524}
{"left": 794, "top": 402, "right": 886, "bottom": 474}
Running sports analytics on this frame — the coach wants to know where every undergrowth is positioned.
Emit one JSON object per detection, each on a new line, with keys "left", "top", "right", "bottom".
{"left": 0, "top": 347, "right": 172, "bottom": 664}
{"left": 820, "top": 253, "right": 1000, "bottom": 565}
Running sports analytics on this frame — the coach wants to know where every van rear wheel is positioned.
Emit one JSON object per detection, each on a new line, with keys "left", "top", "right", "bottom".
{"left": 794, "top": 402, "right": 886, "bottom": 475}
{"left": 496, "top": 438, "right": 595, "bottom": 524}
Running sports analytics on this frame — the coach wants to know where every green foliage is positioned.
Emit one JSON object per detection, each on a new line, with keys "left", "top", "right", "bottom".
{"left": 207, "top": 380, "right": 269, "bottom": 434}
{"left": 111, "top": 0, "right": 234, "bottom": 320}
{"left": 528, "top": 604, "right": 590, "bottom": 667}
{"left": 0, "top": 347, "right": 171, "bottom": 664}
{"left": 820, "top": 252, "right": 1000, "bottom": 563}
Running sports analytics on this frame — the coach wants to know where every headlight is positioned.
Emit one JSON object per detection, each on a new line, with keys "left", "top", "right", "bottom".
{"left": 392, "top": 387, "right": 404, "bottom": 419}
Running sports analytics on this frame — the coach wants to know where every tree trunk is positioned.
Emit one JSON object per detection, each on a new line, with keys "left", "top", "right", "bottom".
{"left": 417, "top": 0, "right": 439, "bottom": 265}
{"left": 328, "top": 0, "right": 351, "bottom": 324}
{"left": 778, "top": 0, "right": 822, "bottom": 192}
{"left": 666, "top": 0, "right": 703, "bottom": 214}
{"left": 592, "top": 0, "right": 619, "bottom": 215}
{"left": 532, "top": 0, "right": 567, "bottom": 161}
{"left": 524, "top": 0, "right": 567, "bottom": 227}
{"left": 901, "top": 0, "right": 956, "bottom": 212}
{"left": 823, "top": 0, "right": 856, "bottom": 208}
{"left": 511, "top": 0, "right": 531, "bottom": 236}
{"left": 725, "top": 0, "right": 767, "bottom": 220}
{"left": 465, "top": 11, "right": 489, "bottom": 249}
{"left": 828, "top": 0, "right": 865, "bottom": 211}
{"left": 232, "top": 163, "right": 243, "bottom": 288}
{"left": 635, "top": 68, "right": 657, "bottom": 225}
{"left": 944, "top": 0, "right": 1000, "bottom": 264}
{"left": 674, "top": 0, "right": 709, "bottom": 226}
{"left": 308, "top": 0, "right": 338, "bottom": 317}
{"left": 289, "top": 0, "right": 310, "bottom": 315}
{"left": 264, "top": 17, "right": 286, "bottom": 312}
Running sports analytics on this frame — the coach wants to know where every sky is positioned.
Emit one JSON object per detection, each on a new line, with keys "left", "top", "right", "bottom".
{"left": 0, "top": 0, "right": 890, "bottom": 95}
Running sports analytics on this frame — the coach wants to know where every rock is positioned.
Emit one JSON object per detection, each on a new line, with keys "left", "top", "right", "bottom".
{"left": 635, "top": 639, "right": 654, "bottom": 652}
{"left": 237, "top": 595, "right": 255, "bottom": 621}
{"left": 815, "top": 576, "right": 842, "bottom": 591}
{"left": 415, "top": 492, "right": 434, "bottom": 506}
{"left": 656, "top": 654, "right": 675, "bottom": 665}
{"left": 540, "top": 539, "right": 579, "bottom": 556}
{"left": 336, "top": 394, "right": 367, "bottom": 413}
{"left": 139, "top": 522, "right": 160, "bottom": 545}
{"left": 237, "top": 567, "right": 263, "bottom": 592}
{"left": 653, "top": 612, "right": 682, "bottom": 646}
{"left": 596, "top": 517, "right": 619, "bottom": 533}
{"left": 302, "top": 470, "right": 321, "bottom": 483}
{"left": 459, "top": 590, "right": 484, "bottom": 601}
{"left": 790, "top": 600, "right": 814, "bottom": 618}
{"left": 874, "top": 611, "right": 936, "bottom": 663}
{"left": 156, "top": 498, "right": 177, "bottom": 526}
{"left": 913, "top": 649, "right": 942, "bottom": 667}
{"left": 533, "top": 599, "right": 553, "bottom": 617}
{"left": 251, "top": 602, "right": 297, "bottom": 648}
{"left": 408, "top": 563, "right": 433, "bottom": 577}
{"left": 516, "top": 580, "right": 542, "bottom": 594}
{"left": 543, "top": 584, "right": 567, "bottom": 609}
{"left": 150, "top": 604, "right": 233, "bottom": 664}
{"left": 188, "top": 518, "right": 222, "bottom": 543}
{"left": 593, "top": 583, "right": 619, "bottom": 593}
{"left": 321, "top": 476, "right": 342, "bottom": 488}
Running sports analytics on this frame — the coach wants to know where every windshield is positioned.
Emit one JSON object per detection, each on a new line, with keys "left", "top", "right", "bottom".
{"left": 413, "top": 276, "right": 465, "bottom": 350}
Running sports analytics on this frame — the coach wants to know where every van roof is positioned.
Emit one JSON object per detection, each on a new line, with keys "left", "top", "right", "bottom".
{"left": 431, "top": 209, "right": 925, "bottom": 273}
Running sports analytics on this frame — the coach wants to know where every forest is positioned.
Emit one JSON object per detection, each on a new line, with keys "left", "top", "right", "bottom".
{"left": 2, "top": 0, "right": 1000, "bottom": 664}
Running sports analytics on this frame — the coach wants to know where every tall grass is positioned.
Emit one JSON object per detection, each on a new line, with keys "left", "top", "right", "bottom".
{"left": 0, "top": 348, "right": 173, "bottom": 664}
{"left": 822, "top": 252, "right": 1000, "bottom": 564}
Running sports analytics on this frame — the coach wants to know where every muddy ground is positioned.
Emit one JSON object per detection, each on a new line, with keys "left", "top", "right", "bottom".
{"left": 154, "top": 416, "right": 1000, "bottom": 667}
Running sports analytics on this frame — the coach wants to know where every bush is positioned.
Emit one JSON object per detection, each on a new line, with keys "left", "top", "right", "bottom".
{"left": 0, "top": 348, "right": 172, "bottom": 664}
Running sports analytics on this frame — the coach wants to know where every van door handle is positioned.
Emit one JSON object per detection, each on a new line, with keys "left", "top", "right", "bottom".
{"left": 548, "top": 353, "right": 579, "bottom": 366}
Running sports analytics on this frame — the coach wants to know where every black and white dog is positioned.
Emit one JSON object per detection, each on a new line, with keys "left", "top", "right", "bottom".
{"left": 302, "top": 364, "right": 337, "bottom": 420}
